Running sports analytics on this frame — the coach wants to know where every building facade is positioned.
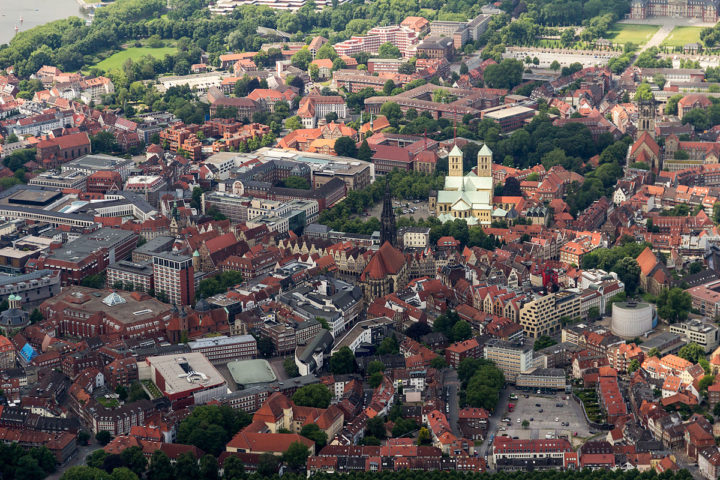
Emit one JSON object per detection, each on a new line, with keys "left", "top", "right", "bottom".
{"left": 152, "top": 252, "right": 195, "bottom": 306}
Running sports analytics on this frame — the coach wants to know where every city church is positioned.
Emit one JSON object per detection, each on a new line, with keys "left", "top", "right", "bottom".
{"left": 430, "top": 143, "right": 494, "bottom": 226}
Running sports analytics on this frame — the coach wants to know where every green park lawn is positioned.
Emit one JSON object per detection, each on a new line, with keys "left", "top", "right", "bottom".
{"left": 606, "top": 23, "right": 660, "bottom": 45}
{"left": 94, "top": 46, "right": 178, "bottom": 72}
{"left": 661, "top": 26, "right": 703, "bottom": 47}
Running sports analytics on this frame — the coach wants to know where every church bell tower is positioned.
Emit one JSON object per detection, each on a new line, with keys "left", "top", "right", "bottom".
{"left": 448, "top": 144, "right": 463, "bottom": 177}
{"left": 380, "top": 177, "right": 397, "bottom": 247}
{"left": 637, "top": 99, "right": 656, "bottom": 139}
{"left": 477, "top": 144, "right": 493, "bottom": 178}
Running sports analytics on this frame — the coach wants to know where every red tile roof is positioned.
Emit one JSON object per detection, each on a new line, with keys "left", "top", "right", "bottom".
{"left": 361, "top": 242, "right": 406, "bottom": 280}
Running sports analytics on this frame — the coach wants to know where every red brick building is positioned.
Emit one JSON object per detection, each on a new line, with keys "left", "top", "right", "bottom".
{"left": 35, "top": 132, "right": 91, "bottom": 168}
{"left": 40, "top": 288, "right": 172, "bottom": 341}
{"left": 87, "top": 171, "right": 123, "bottom": 194}
{"left": 445, "top": 338, "right": 481, "bottom": 368}
{"left": 104, "top": 357, "right": 139, "bottom": 389}
{"left": 29, "top": 228, "right": 137, "bottom": 286}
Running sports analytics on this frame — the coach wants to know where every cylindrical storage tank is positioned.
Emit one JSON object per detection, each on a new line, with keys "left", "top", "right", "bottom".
{"left": 611, "top": 301, "right": 653, "bottom": 338}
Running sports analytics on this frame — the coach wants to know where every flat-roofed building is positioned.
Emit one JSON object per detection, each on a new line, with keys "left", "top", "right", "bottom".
{"left": 482, "top": 105, "right": 536, "bottom": 132}
{"left": 107, "top": 259, "right": 154, "bottom": 293}
{"left": 670, "top": 320, "right": 719, "bottom": 352}
{"left": 276, "top": 277, "right": 363, "bottom": 338}
{"left": 40, "top": 287, "right": 172, "bottom": 341}
{"left": 0, "top": 269, "right": 60, "bottom": 304}
{"left": 0, "top": 235, "right": 53, "bottom": 274}
{"left": 516, "top": 367, "right": 566, "bottom": 390}
{"left": 519, "top": 291, "right": 580, "bottom": 338}
{"left": 29, "top": 228, "right": 138, "bottom": 286}
{"left": 124, "top": 175, "right": 167, "bottom": 206}
{"left": 145, "top": 352, "right": 227, "bottom": 408}
{"left": 687, "top": 280, "right": 720, "bottom": 318}
{"left": 61, "top": 154, "right": 134, "bottom": 181}
{"left": 29, "top": 170, "right": 87, "bottom": 190}
{"left": 152, "top": 252, "right": 195, "bottom": 306}
{"left": 188, "top": 335, "right": 257, "bottom": 364}
{"left": 490, "top": 437, "right": 572, "bottom": 470}
{"left": 132, "top": 235, "right": 175, "bottom": 263}
{"left": 484, "top": 339, "right": 533, "bottom": 382}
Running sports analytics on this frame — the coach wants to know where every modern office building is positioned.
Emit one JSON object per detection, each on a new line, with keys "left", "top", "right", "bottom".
{"left": 61, "top": 154, "right": 134, "bottom": 181}
{"left": 28, "top": 170, "right": 88, "bottom": 190}
{"left": 144, "top": 353, "right": 227, "bottom": 408}
{"left": 188, "top": 335, "right": 258, "bottom": 364}
{"left": 519, "top": 291, "right": 581, "bottom": 338}
{"left": 484, "top": 339, "right": 534, "bottom": 383}
{"left": 670, "top": 320, "right": 719, "bottom": 353}
{"left": 516, "top": 368, "right": 567, "bottom": 391}
{"left": 107, "top": 260, "right": 154, "bottom": 293}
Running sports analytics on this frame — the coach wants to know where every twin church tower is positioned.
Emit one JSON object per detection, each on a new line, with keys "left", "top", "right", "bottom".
{"left": 432, "top": 143, "right": 494, "bottom": 226}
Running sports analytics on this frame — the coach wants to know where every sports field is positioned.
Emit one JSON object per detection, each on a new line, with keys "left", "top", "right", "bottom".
{"left": 606, "top": 23, "right": 660, "bottom": 45}
{"left": 661, "top": 26, "right": 703, "bottom": 47}
{"left": 94, "top": 46, "right": 177, "bottom": 72}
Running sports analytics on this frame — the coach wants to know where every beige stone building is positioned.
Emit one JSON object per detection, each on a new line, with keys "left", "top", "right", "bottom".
{"left": 433, "top": 144, "right": 493, "bottom": 225}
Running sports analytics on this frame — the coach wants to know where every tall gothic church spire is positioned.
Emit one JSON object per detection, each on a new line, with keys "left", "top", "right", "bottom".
{"left": 380, "top": 177, "right": 397, "bottom": 247}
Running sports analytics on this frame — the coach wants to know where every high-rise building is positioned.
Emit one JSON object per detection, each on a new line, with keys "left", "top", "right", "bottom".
{"left": 380, "top": 178, "right": 396, "bottom": 247}
{"left": 152, "top": 252, "right": 195, "bottom": 306}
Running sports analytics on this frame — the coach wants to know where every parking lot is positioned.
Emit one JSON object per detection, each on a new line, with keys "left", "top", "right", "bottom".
{"left": 503, "top": 47, "right": 618, "bottom": 69}
{"left": 360, "top": 199, "right": 430, "bottom": 221}
{"left": 495, "top": 391, "right": 593, "bottom": 443}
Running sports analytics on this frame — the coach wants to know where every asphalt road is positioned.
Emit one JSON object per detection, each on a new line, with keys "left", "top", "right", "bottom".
{"left": 480, "top": 387, "right": 512, "bottom": 461}
{"left": 47, "top": 442, "right": 102, "bottom": 480}
{"left": 443, "top": 369, "right": 461, "bottom": 437}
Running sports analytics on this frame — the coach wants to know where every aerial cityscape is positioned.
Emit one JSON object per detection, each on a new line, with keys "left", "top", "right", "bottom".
{"left": 3, "top": 0, "right": 720, "bottom": 480}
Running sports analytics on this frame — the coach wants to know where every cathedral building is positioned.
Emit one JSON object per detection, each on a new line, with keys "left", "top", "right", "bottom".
{"left": 430, "top": 143, "right": 494, "bottom": 225}
{"left": 629, "top": 0, "right": 719, "bottom": 22}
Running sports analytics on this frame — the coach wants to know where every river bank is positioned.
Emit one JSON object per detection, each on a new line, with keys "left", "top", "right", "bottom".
{"left": 0, "top": 0, "right": 86, "bottom": 45}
